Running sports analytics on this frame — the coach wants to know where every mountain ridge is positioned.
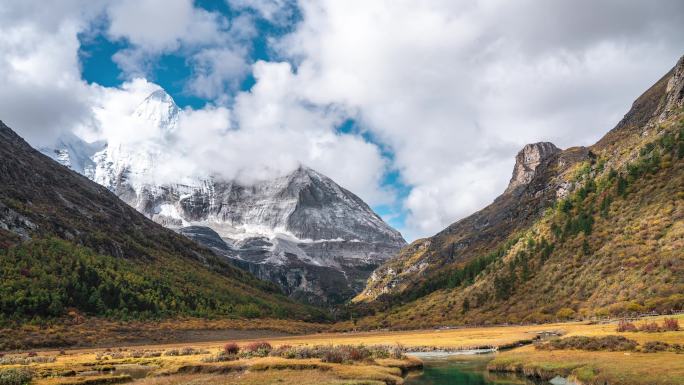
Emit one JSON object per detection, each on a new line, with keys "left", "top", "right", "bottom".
{"left": 348, "top": 54, "right": 684, "bottom": 329}
{"left": 0, "top": 120, "right": 324, "bottom": 322}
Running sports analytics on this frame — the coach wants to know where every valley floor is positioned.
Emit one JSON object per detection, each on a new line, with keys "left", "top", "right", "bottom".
{"left": 1, "top": 315, "right": 682, "bottom": 385}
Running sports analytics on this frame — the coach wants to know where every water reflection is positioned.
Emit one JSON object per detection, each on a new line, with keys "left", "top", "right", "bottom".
{"left": 405, "top": 354, "right": 542, "bottom": 385}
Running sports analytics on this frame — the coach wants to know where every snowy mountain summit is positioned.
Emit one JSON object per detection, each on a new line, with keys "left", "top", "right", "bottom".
{"left": 41, "top": 89, "right": 406, "bottom": 305}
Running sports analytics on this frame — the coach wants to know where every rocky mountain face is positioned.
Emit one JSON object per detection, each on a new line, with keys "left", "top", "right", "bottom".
{"left": 350, "top": 55, "right": 684, "bottom": 329}
{"left": 504, "top": 142, "right": 561, "bottom": 193}
{"left": 0, "top": 120, "right": 323, "bottom": 323}
{"left": 40, "top": 90, "right": 406, "bottom": 306}
{"left": 356, "top": 140, "right": 591, "bottom": 303}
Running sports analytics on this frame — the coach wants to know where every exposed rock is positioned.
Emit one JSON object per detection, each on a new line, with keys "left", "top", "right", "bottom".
{"left": 505, "top": 142, "right": 561, "bottom": 194}
{"left": 661, "top": 55, "right": 684, "bottom": 120}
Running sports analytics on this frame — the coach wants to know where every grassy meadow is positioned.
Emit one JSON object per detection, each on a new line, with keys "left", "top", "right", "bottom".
{"left": 1, "top": 314, "right": 682, "bottom": 385}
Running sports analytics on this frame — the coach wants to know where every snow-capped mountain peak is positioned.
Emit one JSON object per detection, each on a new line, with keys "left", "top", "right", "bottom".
{"left": 132, "top": 89, "right": 180, "bottom": 136}
{"left": 39, "top": 87, "right": 406, "bottom": 305}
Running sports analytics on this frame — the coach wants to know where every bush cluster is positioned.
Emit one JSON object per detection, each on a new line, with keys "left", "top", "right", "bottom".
{"left": 270, "top": 344, "right": 403, "bottom": 363}
{"left": 0, "top": 354, "right": 55, "bottom": 365}
{"left": 537, "top": 335, "right": 638, "bottom": 351}
{"left": 0, "top": 368, "right": 33, "bottom": 385}
{"left": 163, "top": 347, "right": 209, "bottom": 357}
{"left": 616, "top": 318, "right": 680, "bottom": 333}
{"left": 202, "top": 342, "right": 403, "bottom": 364}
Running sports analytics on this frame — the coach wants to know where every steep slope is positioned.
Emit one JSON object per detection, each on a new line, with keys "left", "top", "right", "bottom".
{"left": 349, "top": 55, "right": 684, "bottom": 329}
{"left": 357, "top": 142, "right": 591, "bottom": 304}
{"left": 0, "top": 121, "right": 324, "bottom": 322}
{"left": 41, "top": 90, "right": 405, "bottom": 306}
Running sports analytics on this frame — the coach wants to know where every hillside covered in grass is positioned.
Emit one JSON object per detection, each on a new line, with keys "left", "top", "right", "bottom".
{"left": 348, "top": 55, "right": 684, "bottom": 330}
{"left": 0, "top": 121, "right": 326, "bottom": 324}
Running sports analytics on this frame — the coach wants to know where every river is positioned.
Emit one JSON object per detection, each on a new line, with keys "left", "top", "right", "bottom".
{"left": 404, "top": 353, "right": 545, "bottom": 385}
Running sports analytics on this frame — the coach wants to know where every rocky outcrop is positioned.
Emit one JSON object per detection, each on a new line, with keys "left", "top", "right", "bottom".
{"left": 505, "top": 142, "right": 561, "bottom": 194}
{"left": 357, "top": 138, "right": 587, "bottom": 303}
{"left": 661, "top": 55, "right": 684, "bottom": 120}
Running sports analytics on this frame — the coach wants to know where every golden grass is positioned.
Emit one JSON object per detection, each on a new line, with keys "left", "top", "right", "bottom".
{"left": 21, "top": 348, "right": 414, "bottom": 385}
{"left": 1, "top": 317, "right": 327, "bottom": 351}
{"left": 486, "top": 314, "right": 684, "bottom": 385}
{"left": 489, "top": 346, "right": 684, "bottom": 385}
{"left": 251, "top": 314, "right": 684, "bottom": 350}
{"left": 7, "top": 314, "right": 682, "bottom": 385}
{"left": 131, "top": 371, "right": 385, "bottom": 385}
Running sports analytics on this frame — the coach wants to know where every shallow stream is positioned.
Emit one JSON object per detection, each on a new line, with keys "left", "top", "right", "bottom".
{"left": 404, "top": 353, "right": 547, "bottom": 385}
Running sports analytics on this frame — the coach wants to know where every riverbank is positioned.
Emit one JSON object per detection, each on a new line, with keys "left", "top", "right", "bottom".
{"left": 488, "top": 315, "right": 684, "bottom": 385}
{"left": 489, "top": 347, "right": 684, "bottom": 385}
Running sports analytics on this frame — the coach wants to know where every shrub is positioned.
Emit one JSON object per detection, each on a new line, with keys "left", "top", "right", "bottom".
{"left": 663, "top": 318, "right": 680, "bottom": 331}
{"left": 343, "top": 346, "right": 370, "bottom": 362}
{"left": 641, "top": 341, "right": 670, "bottom": 353}
{"left": 616, "top": 320, "right": 637, "bottom": 332}
{"left": 322, "top": 349, "right": 345, "bottom": 363}
{"left": 0, "top": 355, "right": 55, "bottom": 365}
{"left": 556, "top": 308, "right": 576, "bottom": 320}
{"left": 201, "top": 352, "right": 238, "bottom": 363}
{"left": 244, "top": 341, "right": 272, "bottom": 352}
{"left": 390, "top": 344, "right": 404, "bottom": 359}
{"left": 638, "top": 321, "right": 660, "bottom": 332}
{"left": 317, "top": 345, "right": 373, "bottom": 364}
{"left": 179, "top": 347, "right": 195, "bottom": 356}
{"left": 537, "top": 335, "right": 637, "bottom": 352}
{"left": 267, "top": 344, "right": 397, "bottom": 363}
{"left": 0, "top": 368, "right": 34, "bottom": 385}
{"left": 223, "top": 342, "right": 240, "bottom": 355}
{"left": 243, "top": 341, "right": 272, "bottom": 357}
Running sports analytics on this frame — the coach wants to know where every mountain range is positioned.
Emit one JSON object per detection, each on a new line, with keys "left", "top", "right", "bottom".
{"left": 39, "top": 90, "right": 406, "bottom": 306}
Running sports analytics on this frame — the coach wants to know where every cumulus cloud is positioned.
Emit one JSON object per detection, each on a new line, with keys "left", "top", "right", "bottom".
{"left": 107, "top": 0, "right": 225, "bottom": 51}
{"left": 2, "top": 0, "right": 684, "bottom": 241}
{"left": 270, "top": 0, "right": 684, "bottom": 239}
{"left": 0, "top": 1, "right": 104, "bottom": 146}
{"left": 106, "top": 0, "right": 255, "bottom": 100}
{"left": 76, "top": 69, "right": 391, "bottom": 206}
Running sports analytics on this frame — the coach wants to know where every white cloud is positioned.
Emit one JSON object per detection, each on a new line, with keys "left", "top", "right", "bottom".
{"left": 85, "top": 78, "right": 163, "bottom": 143}
{"left": 2, "top": 0, "right": 684, "bottom": 242}
{"left": 229, "top": 0, "right": 296, "bottom": 24}
{"left": 106, "top": 0, "right": 254, "bottom": 98}
{"left": 76, "top": 67, "right": 391, "bottom": 207}
{"left": 268, "top": 0, "right": 684, "bottom": 240}
{"left": 187, "top": 47, "right": 251, "bottom": 101}
{"left": 0, "top": 1, "right": 103, "bottom": 146}
{"left": 106, "top": 0, "right": 224, "bottom": 52}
